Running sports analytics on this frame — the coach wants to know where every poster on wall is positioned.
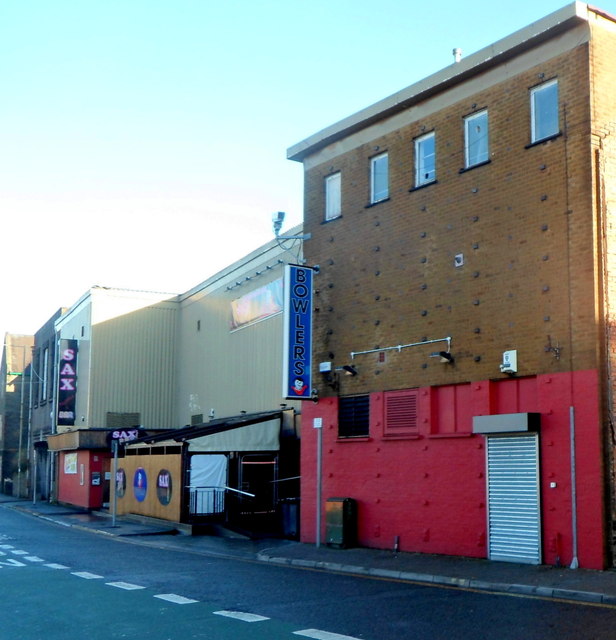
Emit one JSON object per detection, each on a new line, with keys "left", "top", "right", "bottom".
{"left": 282, "top": 264, "right": 313, "bottom": 400}
{"left": 57, "top": 339, "right": 78, "bottom": 427}
{"left": 64, "top": 452, "right": 77, "bottom": 474}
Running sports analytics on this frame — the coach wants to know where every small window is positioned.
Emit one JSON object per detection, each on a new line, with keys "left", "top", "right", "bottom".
{"left": 339, "top": 395, "right": 370, "bottom": 438}
{"left": 464, "top": 110, "right": 489, "bottom": 168}
{"left": 325, "top": 172, "right": 341, "bottom": 221}
{"left": 531, "top": 79, "right": 559, "bottom": 143}
{"left": 415, "top": 132, "right": 436, "bottom": 186}
{"left": 370, "top": 153, "right": 389, "bottom": 203}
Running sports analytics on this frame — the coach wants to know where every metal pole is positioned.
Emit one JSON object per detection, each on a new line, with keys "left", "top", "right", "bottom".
{"left": 315, "top": 418, "right": 323, "bottom": 548}
{"left": 111, "top": 439, "right": 118, "bottom": 527}
{"left": 570, "top": 406, "right": 579, "bottom": 569}
{"left": 32, "top": 448, "right": 37, "bottom": 505}
{"left": 17, "top": 371, "right": 24, "bottom": 498}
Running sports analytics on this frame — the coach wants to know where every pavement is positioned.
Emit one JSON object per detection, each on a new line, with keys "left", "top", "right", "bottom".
{"left": 3, "top": 494, "right": 616, "bottom": 606}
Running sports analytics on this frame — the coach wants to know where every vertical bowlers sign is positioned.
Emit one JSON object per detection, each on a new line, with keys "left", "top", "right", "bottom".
{"left": 58, "top": 339, "right": 78, "bottom": 426}
{"left": 283, "top": 264, "right": 313, "bottom": 400}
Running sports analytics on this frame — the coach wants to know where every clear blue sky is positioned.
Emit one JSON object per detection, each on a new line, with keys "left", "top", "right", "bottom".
{"left": 2, "top": 0, "right": 613, "bottom": 340}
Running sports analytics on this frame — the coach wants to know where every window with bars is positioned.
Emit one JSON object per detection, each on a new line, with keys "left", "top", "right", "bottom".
{"left": 338, "top": 395, "right": 370, "bottom": 438}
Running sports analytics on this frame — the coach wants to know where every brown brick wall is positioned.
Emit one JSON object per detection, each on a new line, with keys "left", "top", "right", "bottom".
{"left": 302, "top": 43, "right": 598, "bottom": 397}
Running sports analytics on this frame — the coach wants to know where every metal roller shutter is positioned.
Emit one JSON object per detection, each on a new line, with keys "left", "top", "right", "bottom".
{"left": 487, "top": 434, "right": 541, "bottom": 565}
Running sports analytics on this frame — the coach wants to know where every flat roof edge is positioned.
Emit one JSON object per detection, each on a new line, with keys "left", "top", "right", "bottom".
{"left": 287, "top": 2, "right": 592, "bottom": 163}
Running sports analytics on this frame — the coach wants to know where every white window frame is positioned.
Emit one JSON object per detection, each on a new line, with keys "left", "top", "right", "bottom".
{"left": 370, "top": 152, "right": 389, "bottom": 204}
{"left": 415, "top": 131, "right": 436, "bottom": 186}
{"left": 530, "top": 79, "right": 559, "bottom": 143}
{"left": 464, "top": 110, "right": 489, "bottom": 168}
{"left": 324, "top": 172, "right": 341, "bottom": 221}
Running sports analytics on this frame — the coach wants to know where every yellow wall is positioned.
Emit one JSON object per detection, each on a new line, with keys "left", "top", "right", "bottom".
{"left": 113, "top": 452, "right": 182, "bottom": 522}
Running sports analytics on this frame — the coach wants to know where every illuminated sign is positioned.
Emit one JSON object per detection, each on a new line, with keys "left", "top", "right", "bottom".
{"left": 57, "top": 339, "right": 78, "bottom": 426}
{"left": 282, "top": 264, "right": 313, "bottom": 400}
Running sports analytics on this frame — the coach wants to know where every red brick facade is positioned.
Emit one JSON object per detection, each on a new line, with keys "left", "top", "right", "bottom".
{"left": 290, "top": 6, "right": 616, "bottom": 569}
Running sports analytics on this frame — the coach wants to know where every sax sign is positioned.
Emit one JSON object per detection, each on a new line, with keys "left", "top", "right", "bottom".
{"left": 282, "top": 264, "right": 313, "bottom": 400}
{"left": 58, "top": 339, "right": 78, "bottom": 427}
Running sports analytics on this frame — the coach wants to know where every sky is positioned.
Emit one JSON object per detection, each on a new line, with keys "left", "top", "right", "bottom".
{"left": 2, "top": 0, "right": 615, "bottom": 341}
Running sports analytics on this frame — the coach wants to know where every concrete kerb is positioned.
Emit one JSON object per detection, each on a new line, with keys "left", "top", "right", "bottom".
{"left": 255, "top": 551, "right": 616, "bottom": 605}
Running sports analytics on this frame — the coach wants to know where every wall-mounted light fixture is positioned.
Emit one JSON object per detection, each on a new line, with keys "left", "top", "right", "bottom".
{"left": 438, "top": 351, "right": 454, "bottom": 364}
{"left": 337, "top": 365, "right": 358, "bottom": 376}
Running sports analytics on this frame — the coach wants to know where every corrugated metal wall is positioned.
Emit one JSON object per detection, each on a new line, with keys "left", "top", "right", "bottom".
{"left": 90, "top": 301, "right": 178, "bottom": 428}
{"left": 177, "top": 241, "right": 301, "bottom": 424}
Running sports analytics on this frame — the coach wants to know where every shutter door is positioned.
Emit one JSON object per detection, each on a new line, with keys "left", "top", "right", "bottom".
{"left": 487, "top": 435, "right": 541, "bottom": 565}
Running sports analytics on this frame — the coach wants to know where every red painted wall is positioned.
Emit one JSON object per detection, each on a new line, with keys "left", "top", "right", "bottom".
{"left": 57, "top": 451, "right": 107, "bottom": 509}
{"left": 300, "top": 370, "right": 606, "bottom": 569}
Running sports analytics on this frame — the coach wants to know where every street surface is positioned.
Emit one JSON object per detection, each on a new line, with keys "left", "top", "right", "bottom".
{"left": 2, "top": 505, "right": 616, "bottom": 639}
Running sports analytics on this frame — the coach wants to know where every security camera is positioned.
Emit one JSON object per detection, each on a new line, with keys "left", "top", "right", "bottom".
{"left": 272, "top": 211, "right": 286, "bottom": 236}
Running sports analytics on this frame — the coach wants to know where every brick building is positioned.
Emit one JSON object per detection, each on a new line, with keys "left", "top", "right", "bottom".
{"left": 289, "top": 3, "right": 616, "bottom": 569}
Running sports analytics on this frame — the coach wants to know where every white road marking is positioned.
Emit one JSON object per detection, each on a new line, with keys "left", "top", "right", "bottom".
{"left": 0, "top": 559, "right": 27, "bottom": 567}
{"left": 154, "top": 593, "right": 198, "bottom": 604}
{"left": 106, "top": 581, "right": 146, "bottom": 591}
{"left": 24, "top": 556, "right": 44, "bottom": 562}
{"left": 0, "top": 545, "right": 14, "bottom": 549}
{"left": 294, "top": 630, "right": 363, "bottom": 640}
{"left": 10, "top": 550, "right": 29, "bottom": 555}
{"left": 213, "top": 610, "right": 270, "bottom": 622}
{"left": 44, "top": 563, "right": 69, "bottom": 569}
{"left": 71, "top": 571, "right": 103, "bottom": 579}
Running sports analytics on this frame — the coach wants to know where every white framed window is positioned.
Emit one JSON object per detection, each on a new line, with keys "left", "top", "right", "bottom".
{"left": 531, "top": 79, "right": 559, "bottom": 143}
{"left": 325, "top": 172, "right": 341, "bottom": 221}
{"left": 415, "top": 132, "right": 436, "bottom": 186}
{"left": 370, "top": 152, "right": 389, "bottom": 203}
{"left": 464, "top": 110, "right": 489, "bottom": 168}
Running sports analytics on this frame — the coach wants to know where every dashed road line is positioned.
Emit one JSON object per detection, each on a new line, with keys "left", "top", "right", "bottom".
{"left": 293, "top": 630, "right": 362, "bottom": 640}
{"left": 213, "top": 610, "right": 270, "bottom": 622}
{"left": 71, "top": 571, "right": 104, "bottom": 579}
{"left": 106, "top": 581, "right": 146, "bottom": 591}
{"left": 154, "top": 593, "right": 198, "bottom": 604}
{"left": 0, "top": 558, "right": 26, "bottom": 567}
{"left": 4, "top": 543, "right": 364, "bottom": 638}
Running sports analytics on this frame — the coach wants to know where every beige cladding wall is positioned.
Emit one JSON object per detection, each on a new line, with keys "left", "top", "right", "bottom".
{"left": 56, "top": 288, "right": 179, "bottom": 430}
{"left": 89, "top": 301, "right": 178, "bottom": 429}
{"left": 177, "top": 238, "right": 301, "bottom": 425}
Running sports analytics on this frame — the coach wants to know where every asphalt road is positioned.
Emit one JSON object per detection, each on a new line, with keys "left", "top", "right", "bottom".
{"left": 3, "top": 505, "right": 616, "bottom": 639}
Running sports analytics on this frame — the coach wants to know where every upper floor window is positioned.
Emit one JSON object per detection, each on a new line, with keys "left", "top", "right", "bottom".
{"left": 415, "top": 131, "right": 436, "bottom": 186}
{"left": 41, "top": 347, "right": 49, "bottom": 400}
{"left": 324, "top": 172, "right": 341, "bottom": 221}
{"left": 370, "top": 152, "right": 389, "bottom": 203}
{"left": 338, "top": 395, "right": 370, "bottom": 438}
{"left": 530, "top": 79, "right": 559, "bottom": 143}
{"left": 464, "top": 110, "right": 489, "bottom": 168}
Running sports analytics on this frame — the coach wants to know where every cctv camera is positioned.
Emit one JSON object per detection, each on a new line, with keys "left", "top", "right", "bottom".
{"left": 272, "top": 211, "right": 285, "bottom": 224}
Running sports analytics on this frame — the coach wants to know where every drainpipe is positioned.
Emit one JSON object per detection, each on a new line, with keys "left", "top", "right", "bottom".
{"left": 570, "top": 406, "right": 579, "bottom": 569}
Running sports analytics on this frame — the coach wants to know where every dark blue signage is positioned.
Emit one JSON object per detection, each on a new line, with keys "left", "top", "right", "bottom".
{"left": 57, "top": 339, "right": 78, "bottom": 426}
{"left": 282, "top": 265, "right": 313, "bottom": 400}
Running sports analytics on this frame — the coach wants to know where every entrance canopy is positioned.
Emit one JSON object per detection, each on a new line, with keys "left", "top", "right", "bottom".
{"left": 132, "top": 410, "right": 284, "bottom": 452}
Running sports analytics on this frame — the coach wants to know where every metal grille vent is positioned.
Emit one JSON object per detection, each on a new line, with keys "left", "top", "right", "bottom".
{"left": 384, "top": 390, "right": 419, "bottom": 436}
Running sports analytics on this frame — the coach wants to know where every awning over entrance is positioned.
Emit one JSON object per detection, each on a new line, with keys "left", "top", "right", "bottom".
{"left": 133, "top": 410, "right": 284, "bottom": 452}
